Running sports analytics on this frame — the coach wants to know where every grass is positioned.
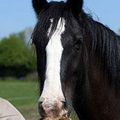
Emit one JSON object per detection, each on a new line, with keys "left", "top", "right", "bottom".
{"left": 0, "top": 80, "right": 78, "bottom": 120}
{"left": 0, "top": 80, "right": 39, "bottom": 120}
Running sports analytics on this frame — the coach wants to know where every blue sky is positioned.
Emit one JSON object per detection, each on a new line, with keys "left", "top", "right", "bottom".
{"left": 0, "top": 0, "right": 120, "bottom": 39}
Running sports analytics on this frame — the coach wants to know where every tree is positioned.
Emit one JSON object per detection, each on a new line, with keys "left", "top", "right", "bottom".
{"left": 17, "top": 27, "right": 33, "bottom": 46}
{"left": 118, "top": 29, "right": 120, "bottom": 35}
{"left": 0, "top": 35, "right": 36, "bottom": 77}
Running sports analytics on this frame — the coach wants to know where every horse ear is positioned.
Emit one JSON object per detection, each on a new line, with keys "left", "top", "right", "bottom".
{"left": 66, "top": 0, "right": 83, "bottom": 15}
{"left": 32, "top": 0, "right": 48, "bottom": 15}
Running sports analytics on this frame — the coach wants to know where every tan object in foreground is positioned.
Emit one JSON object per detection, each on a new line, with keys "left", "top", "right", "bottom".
{"left": 0, "top": 98, "right": 25, "bottom": 120}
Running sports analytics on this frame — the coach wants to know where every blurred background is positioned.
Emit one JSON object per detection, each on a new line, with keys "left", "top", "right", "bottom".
{"left": 0, "top": 0, "right": 120, "bottom": 120}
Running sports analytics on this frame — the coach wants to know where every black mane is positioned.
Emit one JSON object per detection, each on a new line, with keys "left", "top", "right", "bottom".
{"left": 82, "top": 13, "right": 120, "bottom": 88}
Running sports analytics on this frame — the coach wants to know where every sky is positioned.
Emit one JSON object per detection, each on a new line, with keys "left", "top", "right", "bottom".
{"left": 0, "top": 0, "right": 120, "bottom": 39}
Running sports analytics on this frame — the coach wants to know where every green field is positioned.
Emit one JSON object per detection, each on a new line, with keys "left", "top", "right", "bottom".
{"left": 0, "top": 80, "right": 39, "bottom": 120}
{"left": 0, "top": 80, "right": 78, "bottom": 120}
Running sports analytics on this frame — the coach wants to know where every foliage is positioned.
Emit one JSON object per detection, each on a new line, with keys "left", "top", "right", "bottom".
{"left": 0, "top": 34, "right": 36, "bottom": 77}
{"left": 16, "top": 27, "right": 33, "bottom": 45}
{"left": 118, "top": 29, "right": 120, "bottom": 35}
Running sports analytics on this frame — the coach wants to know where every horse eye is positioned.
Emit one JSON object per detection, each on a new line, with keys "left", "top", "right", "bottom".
{"left": 74, "top": 40, "right": 82, "bottom": 51}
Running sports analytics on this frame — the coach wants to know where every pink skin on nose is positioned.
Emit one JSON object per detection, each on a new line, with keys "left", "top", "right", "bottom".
{"left": 41, "top": 100, "right": 69, "bottom": 119}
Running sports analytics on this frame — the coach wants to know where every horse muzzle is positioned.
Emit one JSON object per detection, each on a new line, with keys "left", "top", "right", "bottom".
{"left": 38, "top": 99, "right": 70, "bottom": 120}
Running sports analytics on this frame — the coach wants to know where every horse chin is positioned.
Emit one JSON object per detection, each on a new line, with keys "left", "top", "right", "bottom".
{"left": 40, "top": 111, "right": 71, "bottom": 120}
{"left": 40, "top": 117, "right": 71, "bottom": 120}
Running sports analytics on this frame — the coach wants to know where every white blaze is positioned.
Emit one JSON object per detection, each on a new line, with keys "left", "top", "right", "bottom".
{"left": 39, "top": 18, "right": 65, "bottom": 102}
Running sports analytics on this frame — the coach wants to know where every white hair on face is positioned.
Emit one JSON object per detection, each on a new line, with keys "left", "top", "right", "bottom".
{"left": 39, "top": 18, "right": 66, "bottom": 102}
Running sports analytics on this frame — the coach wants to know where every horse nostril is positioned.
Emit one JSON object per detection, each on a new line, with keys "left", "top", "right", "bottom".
{"left": 38, "top": 100, "right": 43, "bottom": 107}
{"left": 38, "top": 102, "right": 46, "bottom": 120}
{"left": 61, "top": 101, "right": 67, "bottom": 108}
{"left": 38, "top": 101, "right": 45, "bottom": 116}
{"left": 38, "top": 97, "right": 45, "bottom": 112}
{"left": 61, "top": 101, "right": 66, "bottom": 108}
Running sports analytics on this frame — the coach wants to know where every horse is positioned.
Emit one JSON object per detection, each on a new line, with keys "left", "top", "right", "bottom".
{"left": 32, "top": 0, "right": 120, "bottom": 119}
